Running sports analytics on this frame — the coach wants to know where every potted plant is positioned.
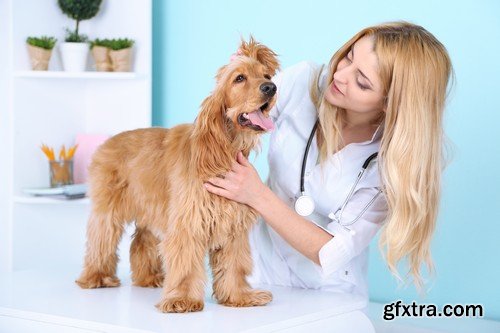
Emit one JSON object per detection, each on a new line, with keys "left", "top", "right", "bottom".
{"left": 58, "top": 0, "right": 102, "bottom": 72}
{"left": 109, "top": 38, "right": 135, "bottom": 72}
{"left": 26, "top": 36, "right": 57, "bottom": 71}
{"left": 90, "top": 38, "right": 112, "bottom": 71}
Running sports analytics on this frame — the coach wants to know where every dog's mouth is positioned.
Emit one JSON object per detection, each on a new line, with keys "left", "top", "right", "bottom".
{"left": 237, "top": 102, "right": 274, "bottom": 132}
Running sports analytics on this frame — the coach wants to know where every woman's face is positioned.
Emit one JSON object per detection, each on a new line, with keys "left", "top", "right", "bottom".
{"left": 324, "top": 36, "right": 385, "bottom": 116}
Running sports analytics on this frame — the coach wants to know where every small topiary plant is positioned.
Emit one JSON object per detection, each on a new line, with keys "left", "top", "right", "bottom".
{"left": 58, "top": 0, "right": 102, "bottom": 43}
{"left": 26, "top": 36, "right": 57, "bottom": 70}
{"left": 26, "top": 36, "right": 57, "bottom": 50}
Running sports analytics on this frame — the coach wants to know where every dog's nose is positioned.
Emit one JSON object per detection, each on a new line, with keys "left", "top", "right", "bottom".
{"left": 260, "top": 82, "right": 277, "bottom": 97}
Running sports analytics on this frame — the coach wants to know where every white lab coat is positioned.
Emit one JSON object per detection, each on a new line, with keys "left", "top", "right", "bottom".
{"left": 248, "top": 61, "right": 388, "bottom": 304}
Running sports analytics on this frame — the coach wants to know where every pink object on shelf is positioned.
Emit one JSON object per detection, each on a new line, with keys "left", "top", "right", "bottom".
{"left": 73, "top": 134, "right": 110, "bottom": 184}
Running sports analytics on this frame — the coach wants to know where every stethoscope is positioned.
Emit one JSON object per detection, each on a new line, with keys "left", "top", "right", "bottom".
{"left": 294, "top": 120, "right": 382, "bottom": 235}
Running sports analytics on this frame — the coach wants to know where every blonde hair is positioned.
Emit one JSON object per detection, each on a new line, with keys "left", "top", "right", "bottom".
{"left": 310, "top": 22, "right": 453, "bottom": 290}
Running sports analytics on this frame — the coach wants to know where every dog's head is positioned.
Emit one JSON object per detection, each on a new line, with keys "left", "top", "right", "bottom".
{"left": 212, "top": 37, "right": 280, "bottom": 134}
{"left": 193, "top": 38, "right": 279, "bottom": 175}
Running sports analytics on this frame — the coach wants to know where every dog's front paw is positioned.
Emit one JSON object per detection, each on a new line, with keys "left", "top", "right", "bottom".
{"left": 219, "top": 289, "right": 272, "bottom": 307}
{"left": 75, "top": 273, "right": 121, "bottom": 289}
{"left": 156, "top": 297, "right": 204, "bottom": 313}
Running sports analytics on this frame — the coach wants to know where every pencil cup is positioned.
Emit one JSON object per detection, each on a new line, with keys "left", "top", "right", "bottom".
{"left": 49, "top": 160, "right": 74, "bottom": 187}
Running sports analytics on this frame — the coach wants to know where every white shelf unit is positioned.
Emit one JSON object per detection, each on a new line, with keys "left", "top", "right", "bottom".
{"left": 13, "top": 196, "right": 91, "bottom": 205}
{"left": 13, "top": 71, "right": 146, "bottom": 79}
{"left": 0, "top": 0, "right": 152, "bottom": 273}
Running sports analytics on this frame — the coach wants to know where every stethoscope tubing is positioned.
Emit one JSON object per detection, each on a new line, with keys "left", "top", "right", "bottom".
{"left": 297, "top": 119, "right": 381, "bottom": 230}
{"left": 300, "top": 120, "right": 319, "bottom": 194}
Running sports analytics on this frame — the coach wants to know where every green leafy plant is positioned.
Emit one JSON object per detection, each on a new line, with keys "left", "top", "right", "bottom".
{"left": 26, "top": 36, "right": 57, "bottom": 50}
{"left": 90, "top": 38, "right": 112, "bottom": 49}
{"left": 90, "top": 38, "right": 135, "bottom": 50}
{"left": 58, "top": 0, "right": 102, "bottom": 42}
{"left": 108, "top": 38, "right": 135, "bottom": 51}
{"left": 64, "top": 28, "right": 88, "bottom": 43}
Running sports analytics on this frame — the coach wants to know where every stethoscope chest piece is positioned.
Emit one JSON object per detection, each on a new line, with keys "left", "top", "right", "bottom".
{"left": 295, "top": 194, "right": 315, "bottom": 217}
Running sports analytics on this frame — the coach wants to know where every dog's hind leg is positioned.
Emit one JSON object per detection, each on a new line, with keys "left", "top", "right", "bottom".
{"left": 130, "top": 227, "right": 163, "bottom": 287}
{"left": 75, "top": 210, "right": 124, "bottom": 289}
{"left": 210, "top": 228, "right": 272, "bottom": 307}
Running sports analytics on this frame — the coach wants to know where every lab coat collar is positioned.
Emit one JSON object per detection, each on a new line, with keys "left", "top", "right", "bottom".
{"left": 370, "top": 121, "right": 384, "bottom": 144}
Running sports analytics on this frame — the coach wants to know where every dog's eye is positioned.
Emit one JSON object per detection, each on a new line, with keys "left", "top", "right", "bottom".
{"left": 264, "top": 74, "right": 272, "bottom": 80}
{"left": 234, "top": 74, "right": 246, "bottom": 83}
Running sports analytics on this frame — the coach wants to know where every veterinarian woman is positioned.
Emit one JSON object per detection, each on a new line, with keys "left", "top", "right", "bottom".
{"left": 205, "top": 22, "right": 453, "bottom": 306}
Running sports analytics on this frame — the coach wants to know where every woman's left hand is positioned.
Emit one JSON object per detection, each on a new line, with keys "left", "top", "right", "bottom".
{"left": 204, "top": 151, "right": 265, "bottom": 207}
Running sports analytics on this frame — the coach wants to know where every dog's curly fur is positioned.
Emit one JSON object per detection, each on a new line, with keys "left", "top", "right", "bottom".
{"left": 75, "top": 38, "right": 280, "bottom": 313}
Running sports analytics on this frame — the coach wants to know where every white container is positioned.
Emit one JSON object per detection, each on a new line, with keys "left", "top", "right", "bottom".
{"left": 60, "top": 42, "right": 89, "bottom": 72}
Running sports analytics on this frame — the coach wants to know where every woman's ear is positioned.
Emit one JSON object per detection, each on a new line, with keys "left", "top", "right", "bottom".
{"left": 381, "top": 95, "right": 388, "bottom": 113}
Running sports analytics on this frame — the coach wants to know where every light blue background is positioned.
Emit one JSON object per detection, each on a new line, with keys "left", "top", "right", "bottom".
{"left": 152, "top": 0, "right": 500, "bottom": 320}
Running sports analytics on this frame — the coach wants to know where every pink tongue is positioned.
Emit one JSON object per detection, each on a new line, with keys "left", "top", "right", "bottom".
{"left": 247, "top": 111, "right": 275, "bottom": 131}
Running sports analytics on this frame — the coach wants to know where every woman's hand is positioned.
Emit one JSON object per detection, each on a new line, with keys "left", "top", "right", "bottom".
{"left": 204, "top": 151, "right": 266, "bottom": 208}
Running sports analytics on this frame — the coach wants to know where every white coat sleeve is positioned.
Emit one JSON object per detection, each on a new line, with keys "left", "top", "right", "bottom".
{"left": 317, "top": 187, "right": 388, "bottom": 278}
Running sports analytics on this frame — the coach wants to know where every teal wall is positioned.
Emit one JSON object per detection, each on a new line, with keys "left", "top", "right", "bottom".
{"left": 153, "top": 0, "right": 500, "bottom": 320}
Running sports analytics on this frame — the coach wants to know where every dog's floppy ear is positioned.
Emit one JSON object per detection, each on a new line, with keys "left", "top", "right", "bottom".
{"left": 192, "top": 90, "right": 233, "bottom": 176}
{"left": 239, "top": 36, "right": 280, "bottom": 76}
{"left": 195, "top": 90, "right": 227, "bottom": 145}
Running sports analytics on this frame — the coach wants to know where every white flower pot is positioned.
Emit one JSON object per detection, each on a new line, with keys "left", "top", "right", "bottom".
{"left": 60, "top": 42, "right": 89, "bottom": 72}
